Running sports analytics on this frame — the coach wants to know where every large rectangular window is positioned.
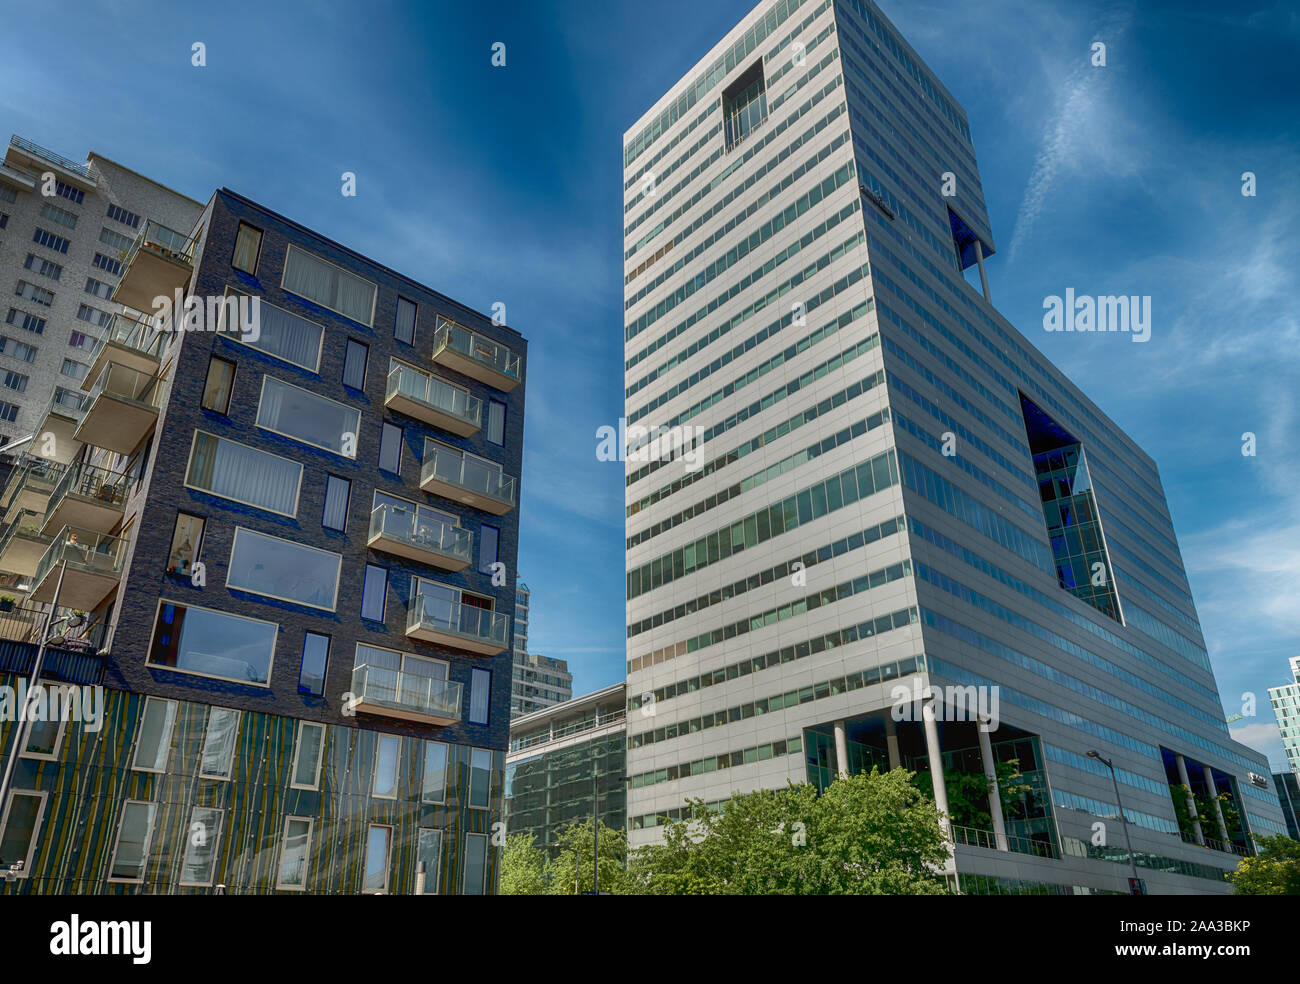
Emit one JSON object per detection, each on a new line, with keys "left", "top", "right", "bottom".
{"left": 417, "top": 828, "right": 443, "bottom": 894}
{"left": 395, "top": 297, "right": 417, "bottom": 344}
{"left": 132, "top": 697, "right": 178, "bottom": 773}
{"left": 469, "top": 669, "right": 491, "bottom": 727}
{"left": 299, "top": 633, "right": 329, "bottom": 696}
{"left": 463, "top": 833, "right": 487, "bottom": 895}
{"left": 322, "top": 475, "right": 351, "bottom": 531}
{"left": 109, "top": 801, "right": 157, "bottom": 883}
{"left": 199, "top": 707, "right": 240, "bottom": 780}
{"left": 227, "top": 526, "right": 342, "bottom": 611}
{"left": 281, "top": 243, "right": 376, "bottom": 326}
{"left": 290, "top": 722, "right": 326, "bottom": 790}
{"left": 361, "top": 564, "right": 388, "bottom": 622}
{"left": 185, "top": 431, "right": 303, "bottom": 517}
{"left": 276, "top": 817, "right": 313, "bottom": 890}
{"left": 0, "top": 790, "right": 47, "bottom": 877}
{"left": 180, "top": 807, "right": 224, "bottom": 887}
{"left": 224, "top": 294, "right": 325, "bottom": 371}
{"left": 422, "top": 741, "right": 449, "bottom": 804}
{"left": 256, "top": 375, "right": 360, "bottom": 458}
{"left": 374, "top": 735, "right": 400, "bottom": 799}
{"left": 363, "top": 825, "right": 392, "bottom": 893}
{"left": 148, "top": 601, "right": 278, "bottom": 685}
{"left": 379, "top": 422, "right": 403, "bottom": 473}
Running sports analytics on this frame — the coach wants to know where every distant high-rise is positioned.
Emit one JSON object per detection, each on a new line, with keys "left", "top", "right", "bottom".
{"left": 621, "top": 0, "right": 1287, "bottom": 894}
{"left": 1268, "top": 656, "right": 1300, "bottom": 778}
{"left": 509, "top": 576, "right": 573, "bottom": 717}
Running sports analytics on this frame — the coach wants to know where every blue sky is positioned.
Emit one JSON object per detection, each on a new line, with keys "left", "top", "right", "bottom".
{"left": 2, "top": 0, "right": 1296, "bottom": 767}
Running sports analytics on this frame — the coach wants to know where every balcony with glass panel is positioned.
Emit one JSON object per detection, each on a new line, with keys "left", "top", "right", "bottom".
{"left": 5, "top": 135, "right": 97, "bottom": 191}
{"left": 40, "top": 461, "right": 129, "bottom": 537}
{"left": 31, "top": 390, "right": 87, "bottom": 465}
{"left": 1, "top": 457, "right": 66, "bottom": 525}
{"left": 406, "top": 595, "right": 511, "bottom": 655}
{"left": 27, "top": 526, "right": 127, "bottom": 611}
{"left": 420, "top": 445, "right": 516, "bottom": 515}
{"left": 83, "top": 313, "right": 166, "bottom": 386}
{"left": 385, "top": 363, "right": 482, "bottom": 437}
{"left": 0, "top": 509, "right": 53, "bottom": 577}
{"left": 112, "top": 218, "right": 197, "bottom": 312}
{"left": 431, "top": 317, "right": 521, "bottom": 392}
{"left": 367, "top": 503, "right": 472, "bottom": 572}
{"left": 74, "top": 362, "right": 165, "bottom": 454}
{"left": 350, "top": 662, "right": 463, "bottom": 727}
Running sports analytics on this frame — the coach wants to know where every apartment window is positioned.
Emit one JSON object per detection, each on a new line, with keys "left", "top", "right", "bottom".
{"left": 322, "top": 475, "right": 350, "bottom": 531}
{"left": 0, "top": 790, "right": 47, "bottom": 878}
{"left": 39, "top": 201, "right": 78, "bottom": 229}
{"left": 84, "top": 277, "right": 113, "bottom": 299}
{"left": 0, "top": 402, "right": 17, "bottom": 423}
{"left": 75, "top": 303, "right": 111, "bottom": 327}
{"left": 379, "top": 422, "right": 403, "bottom": 473}
{"left": 416, "top": 828, "right": 443, "bottom": 894}
{"left": 68, "top": 330, "right": 94, "bottom": 351}
{"left": 281, "top": 243, "right": 376, "bottom": 326}
{"left": 6, "top": 309, "right": 45, "bottom": 335}
{"left": 99, "top": 226, "right": 133, "bottom": 252}
{"left": 199, "top": 707, "right": 240, "bottom": 780}
{"left": 0, "top": 185, "right": 12, "bottom": 202}
{"left": 179, "top": 807, "right": 224, "bottom": 887}
{"left": 232, "top": 222, "right": 262, "bottom": 274}
{"left": 422, "top": 741, "right": 449, "bottom": 804}
{"left": 131, "top": 697, "right": 178, "bottom": 773}
{"left": 361, "top": 564, "right": 388, "bottom": 621}
{"left": 343, "top": 339, "right": 368, "bottom": 390}
{"left": 201, "top": 356, "right": 236, "bottom": 414}
{"left": 108, "top": 801, "right": 157, "bottom": 883}
{"left": 0, "top": 212, "right": 6, "bottom": 228}
{"left": 185, "top": 430, "right": 304, "bottom": 517}
{"left": 106, "top": 203, "right": 141, "bottom": 229}
{"left": 167, "top": 512, "right": 205, "bottom": 576}
{"left": 463, "top": 833, "right": 488, "bottom": 895}
{"left": 363, "top": 825, "right": 393, "bottom": 893}
{"left": 148, "top": 600, "right": 278, "bottom": 685}
{"left": 91, "top": 253, "right": 122, "bottom": 275}
{"left": 395, "top": 296, "right": 417, "bottom": 344}
{"left": 290, "top": 722, "right": 327, "bottom": 791}
{"left": 227, "top": 295, "right": 323, "bottom": 371}
{"left": 14, "top": 281, "right": 53, "bottom": 306}
{"left": 0, "top": 337, "right": 37, "bottom": 363}
{"left": 478, "top": 524, "right": 500, "bottom": 575}
{"left": 469, "top": 670, "right": 491, "bottom": 727}
{"left": 487, "top": 399, "right": 506, "bottom": 446}
{"left": 374, "top": 736, "right": 401, "bottom": 800}
{"left": 2, "top": 371, "right": 27, "bottom": 392}
{"left": 23, "top": 254, "right": 62, "bottom": 280}
{"left": 256, "top": 375, "right": 360, "bottom": 458}
{"left": 227, "top": 527, "right": 342, "bottom": 611}
{"left": 276, "top": 817, "right": 313, "bottom": 890}
{"left": 21, "top": 687, "right": 70, "bottom": 760}
{"left": 32, "top": 227, "right": 70, "bottom": 254}
{"left": 54, "top": 181, "right": 83, "bottom": 204}
{"left": 299, "top": 633, "right": 330, "bottom": 696}
{"left": 60, "top": 359, "right": 88, "bottom": 381}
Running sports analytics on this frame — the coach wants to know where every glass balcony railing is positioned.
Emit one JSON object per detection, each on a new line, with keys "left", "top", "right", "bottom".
{"left": 368, "top": 504, "right": 472, "bottom": 565}
{"left": 421, "top": 447, "right": 516, "bottom": 510}
{"left": 1, "top": 457, "right": 66, "bottom": 511}
{"left": 91, "top": 313, "right": 166, "bottom": 362}
{"left": 86, "top": 362, "right": 166, "bottom": 411}
{"left": 350, "top": 663, "right": 463, "bottom": 722}
{"left": 950, "top": 824, "right": 1060, "bottom": 860}
{"left": 129, "top": 219, "right": 197, "bottom": 266}
{"left": 385, "top": 364, "right": 482, "bottom": 428}
{"left": 43, "top": 461, "right": 129, "bottom": 526}
{"left": 31, "top": 526, "right": 128, "bottom": 590}
{"left": 433, "top": 317, "right": 521, "bottom": 384}
{"left": 0, "top": 509, "right": 49, "bottom": 554}
{"left": 44, "top": 387, "right": 87, "bottom": 420}
{"left": 407, "top": 596, "right": 510, "bottom": 650}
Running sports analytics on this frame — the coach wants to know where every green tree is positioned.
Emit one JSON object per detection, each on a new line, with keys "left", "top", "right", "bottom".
{"left": 545, "top": 819, "right": 628, "bottom": 894}
{"left": 499, "top": 832, "right": 547, "bottom": 895}
{"left": 1227, "top": 835, "right": 1300, "bottom": 895}
{"left": 912, "top": 759, "right": 1032, "bottom": 830}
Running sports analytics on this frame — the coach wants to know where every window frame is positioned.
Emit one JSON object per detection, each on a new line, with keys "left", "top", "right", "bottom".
{"left": 145, "top": 598, "right": 279, "bottom": 687}
{"left": 201, "top": 355, "right": 237, "bottom": 415}
{"left": 18, "top": 685, "right": 71, "bottom": 761}
{"left": 421, "top": 740, "right": 450, "bottom": 805}
{"left": 361, "top": 564, "right": 389, "bottom": 622}
{"left": 107, "top": 800, "right": 158, "bottom": 884}
{"left": 198, "top": 706, "right": 241, "bottom": 780}
{"left": 225, "top": 525, "right": 343, "bottom": 612}
{"left": 373, "top": 735, "right": 401, "bottom": 801}
{"left": 0, "top": 789, "right": 47, "bottom": 879}
{"left": 322, "top": 474, "right": 351, "bottom": 532}
{"left": 289, "top": 721, "right": 327, "bottom": 791}
{"left": 231, "top": 222, "right": 263, "bottom": 275}
{"left": 362, "top": 823, "right": 394, "bottom": 894}
{"left": 463, "top": 832, "right": 488, "bottom": 895}
{"left": 478, "top": 524, "right": 500, "bottom": 575}
{"left": 343, "top": 338, "right": 369, "bottom": 390}
{"left": 131, "top": 696, "right": 179, "bottom": 774}
{"left": 487, "top": 399, "right": 507, "bottom": 446}
{"left": 468, "top": 745, "right": 492, "bottom": 808}
{"left": 178, "top": 806, "right": 226, "bottom": 888}
{"left": 281, "top": 243, "right": 377, "bottom": 327}
{"left": 299, "top": 631, "right": 330, "bottom": 697}
{"left": 417, "top": 827, "right": 443, "bottom": 894}
{"left": 184, "top": 429, "right": 305, "bottom": 518}
{"left": 394, "top": 296, "right": 417, "bottom": 345}
{"left": 218, "top": 288, "right": 325, "bottom": 374}
{"left": 167, "top": 511, "right": 206, "bottom": 577}
{"left": 254, "top": 373, "right": 360, "bottom": 460}
{"left": 378, "top": 421, "right": 403, "bottom": 474}
{"left": 276, "top": 815, "right": 314, "bottom": 891}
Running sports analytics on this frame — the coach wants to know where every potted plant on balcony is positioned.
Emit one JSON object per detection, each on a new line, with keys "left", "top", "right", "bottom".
{"left": 0, "top": 596, "right": 14, "bottom": 613}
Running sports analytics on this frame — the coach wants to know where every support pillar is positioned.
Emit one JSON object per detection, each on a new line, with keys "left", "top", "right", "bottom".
{"left": 1202, "top": 764, "right": 1230, "bottom": 844}
{"left": 977, "top": 720, "right": 1009, "bottom": 851}
{"left": 884, "top": 716, "right": 901, "bottom": 770}
{"left": 922, "top": 697, "right": 951, "bottom": 841}
{"left": 975, "top": 240, "right": 992, "bottom": 304}
{"left": 833, "top": 719, "right": 849, "bottom": 779}
{"left": 1176, "top": 754, "right": 1204, "bottom": 846}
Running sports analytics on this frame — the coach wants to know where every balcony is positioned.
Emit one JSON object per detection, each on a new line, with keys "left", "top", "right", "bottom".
{"left": 367, "top": 504, "right": 472, "bottom": 571}
{"left": 385, "top": 364, "right": 482, "bottom": 437}
{"left": 5, "top": 136, "right": 97, "bottom": 192}
{"left": 431, "top": 317, "right": 521, "bottom": 392}
{"left": 27, "top": 527, "right": 127, "bottom": 611}
{"left": 83, "top": 313, "right": 166, "bottom": 387}
{"left": 32, "top": 391, "right": 87, "bottom": 465}
{"left": 74, "top": 362, "right": 165, "bottom": 454}
{"left": 406, "top": 595, "right": 510, "bottom": 655}
{"left": 0, "top": 604, "right": 41, "bottom": 644}
{"left": 0, "top": 510, "right": 53, "bottom": 577}
{"left": 40, "top": 462, "right": 128, "bottom": 536}
{"left": 350, "top": 663, "right": 463, "bottom": 727}
{"left": 420, "top": 447, "right": 516, "bottom": 515}
{"left": 1, "top": 457, "right": 66, "bottom": 524}
{"left": 112, "top": 219, "right": 196, "bottom": 313}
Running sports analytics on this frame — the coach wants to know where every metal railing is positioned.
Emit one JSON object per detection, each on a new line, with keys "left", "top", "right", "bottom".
{"left": 1, "top": 457, "right": 66, "bottom": 512}
{"left": 385, "top": 364, "right": 482, "bottom": 428}
{"left": 351, "top": 663, "right": 463, "bottom": 721}
{"left": 433, "top": 317, "right": 521, "bottom": 382}
{"left": 31, "top": 526, "right": 128, "bottom": 591}
{"left": 510, "top": 708, "right": 627, "bottom": 752}
{"left": 42, "top": 462, "right": 129, "bottom": 526}
{"left": 0, "top": 509, "right": 50, "bottom": 558}
{"left": 950, "top": 824, "right": 1060, "bottom": 860}
{"left": 9, "top": 136, "right": 92, "bottom": 179}
{"left": 369, "top": 504, "right": 471, "bottom": 564}
{"left": 91, "top": 313, "right": 166, "bottom": 362}
{"left": 86, "top": 362, "right": 166, "bottom": 410}
{"left": 421, "top": 446, "right": 516, "bottom": 508}
{"left": 129, "top": 218, "right": 197, "bottom": 266}
{"left": 407, "top": 595, "right": 510, "bottom": 648}
{"left": 1181, "top": 830, "right": 1252, "bottom": 857}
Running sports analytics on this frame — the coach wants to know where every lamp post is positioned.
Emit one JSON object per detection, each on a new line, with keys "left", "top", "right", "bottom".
{"left": 1087, "top": 750, "right": 1140, "bottom": 890}
{"left": 589, "top": 764, "right": 630, "bottom": 895}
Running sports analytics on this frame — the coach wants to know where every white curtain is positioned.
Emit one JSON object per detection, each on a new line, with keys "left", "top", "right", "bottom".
{"left": 200, "top": 707, "right": 239, "bottom": 778}
{"left": 190, "top": 432, "right": 302, "bottom": 516}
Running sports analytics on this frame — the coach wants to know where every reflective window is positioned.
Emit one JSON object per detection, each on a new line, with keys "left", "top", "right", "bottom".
{"left": 469, "top": 746, "right": 492, "bottom": 808}
{"left": 343, "top": 339, "right": 368, "bottom": 389}
{"left": 232, "top": 223, "right": 262, "bottom": 274}
{"left": 256, "top": 375, "right": 360, "bottom": 458}
{"left": 299, "top": 633, "right": 329, "bottom": 696}
{"left": 395, "top": 296, "right": 416, "bottom": 344}
{"left": 281, "top": 243, "right": 376, "bottom": 326}
{"left": 374, "top": 735, "right": 400, "bottom": 799}
{"left": 291, "top": 722, "right": 326, "bottom": 790}
{"left": 322, "top": 475, "right": 350, "bottom": 531}
{"left": 422, "top": 741, "right": 449, "bottom": 804}
{"left": 0, "top": 790, "right": 46, "bottom": 878}
{"left": 167, "top": 512, "right": 205, "bottom": 576}
{"left": 379, "top": 422, "right": 403, "bottom": 473}
{"left": 132, "top": 697, "right": 178, "bottom": 772}
{"left": 463, "top": 832, "right": 487, "bottom": 895}
{"left": 469, "top": 669, "right": 491, "bottom": 727}
{"left": 109, "top": 801, "right": 157, "bottom": 882}
{"left": 363, "top": 825, "right": 392, "bottom": 893}
{"left": 361, "top": 564, "right": 388, "bottom": 621}
{"left": 276, "top": 817, "right": 312, "bottom": 890}
{"left": 180, "top": 807, "right": 224, "bottom": 886}
{"left": 416, "top": 828, "right": 442, "bottom": 894}
{"left": 201, "top": 356, "right": 235, "bottom": 414}
{"left": 199, "top": 707, "right": 240, "bottom": 779}
{"left": 148, "top": 601, "right": 278, "bottom": 685}
{"left": 227, "top": 526, "right": 342, "bottom": 611}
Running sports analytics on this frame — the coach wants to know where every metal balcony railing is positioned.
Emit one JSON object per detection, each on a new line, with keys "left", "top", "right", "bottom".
{"left": 1, "top": 457, "right": 66, "bottom": 512}
{"left": 433, "top": 317, "right": 521, "bottom": 383}
{"left": 9, "top": 136, "right": 93, "bottom": 179}
{"left": 368, "top": 504, "right": 472, "bottom": 565}
{"left": 950, "top": 824, "right": 1060, "bottom": 860}
{"left": 350, "top": 663, "right": 463, "bottom": 721}
{"left": 421, "top": 447, "right": 516, "bottom": 509}
{"left": 407, "top": 596, "right": 510, "bottom": 649}
{"left": 42, "top": 461, "right": 129, "bottom": 525}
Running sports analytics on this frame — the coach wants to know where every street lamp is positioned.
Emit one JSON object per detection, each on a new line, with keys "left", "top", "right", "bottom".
{"left": 1087, "top": 750, "right": 1141, "bottom": 892}
{"left": 589, "top": 767, "right": 630, "bottom": 896}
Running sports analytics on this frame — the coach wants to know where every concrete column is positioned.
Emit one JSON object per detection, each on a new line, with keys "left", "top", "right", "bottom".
{"left": 977, "top": 720, "right": 1009, "bottom": 851}
{"left": 884, "top": 716, "right": 901, "bottom": 770}
{"left": 833, "top": 719, "right": 849, "bottom": 779}
{"left": 975, "top": 240, "right": 992, "bottom": 304}
{"left": 1175, "top": 754, "right": 1204, "bottom": 846}
{"left": 922, "top": 698, "right": 950, "bottom": 840}
{"left": 1202, "top": 764, "right": 1229, "bottom": 844}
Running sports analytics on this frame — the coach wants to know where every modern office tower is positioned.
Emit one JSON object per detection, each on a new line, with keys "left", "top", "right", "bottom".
{"left": 621, "top": 0, "right": 1286, "bottom": 894}
{"left": 506, "top": 683, "right": 627, "bottom": 854}
{"left": 1268, "top": 656, "right": 1300, "bottom": 778}
{"left": 0, "top": 187, "right": 526, "bottom": 894}
{"left": 0, "top": 135, "right": 201, "bottom": 458}
{"left": 509, "top": 576, "right": 575, "bottom": 718}
{"left": 514, "top": 576, "right": 531, "bottom": 657}
{"left": 1272, "top": 772, "right": 1300, "bottom": 841}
